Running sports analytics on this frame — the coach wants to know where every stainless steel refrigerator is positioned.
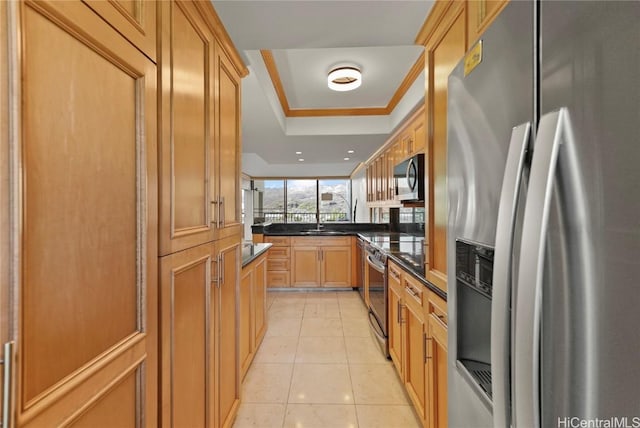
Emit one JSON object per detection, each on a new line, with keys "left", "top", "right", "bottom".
{"left": 446, "top": 1, "right": 640, "bottom": 427}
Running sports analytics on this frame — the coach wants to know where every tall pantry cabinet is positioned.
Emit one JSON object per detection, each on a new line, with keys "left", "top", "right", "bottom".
{"left": 157, "top": 1, "right": 246, "bottom": 428}
{"left": 0, "top": 0, "right": 246, "bottom": 427}
{"left": 0, "top": 1, "right": 158, "bottom": 426}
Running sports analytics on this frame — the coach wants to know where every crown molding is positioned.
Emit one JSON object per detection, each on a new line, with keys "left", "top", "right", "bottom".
{"left": 260, "top": 49, "right": 425, "bottom": 118}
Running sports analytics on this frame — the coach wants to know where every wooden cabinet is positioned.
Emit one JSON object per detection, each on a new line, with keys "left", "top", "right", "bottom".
{"left": 291, "top": 237, "right": 352, "bottom": 287}
{"left": 387, "top": 261, "right": 448, "bottom": 428}
{"left": 214, "top": 40, "right": 243, "bottom": 240}
{"left": 1, "top": 0, "right": 245, "bottom": 426}
{"left": 158, "top": 0, "right": 216, "bottom": 256}
{"left": 159, "top": 237, "right": 240, "bottom": 428}
{"left": 291, "top": 246, "right": 321, "bottom": 286}
{"left": 84, "top": 0, "right": 157, "bottom": 60}
{"left": 467, "top": 0, "right": 509, "bottom": 44}
{"left": 411, "top": 112, "right": 427, "bottom": 155}
{"left": 159, "top": 1, "right": 245, "bottom": 256}
{"left": 364, "top": 106, "right": 425, "bottom": 207}
{"left": 216, "top": 237, "right": 241, "bottom": 428}
{"left": 387, "top": 263, "right": 404, "bottom": 376}
{"left": 160, "top": 243, "right": 214, "bottom": 428}
{"left": 253, "top": 257, "right": 268, "bottom": 346}
{"left": 0, "top": 1, "right": 158, "bottom": 425}
{"left": 418, "top": 1, "right": 468, "bottom": 293}
{"left": 426, "top": 293, "right": 448, "bottom": 428}
{"left": 265, "top": 236, "right": 291, "bottom": 287}
{"left": 321, "top": 246, "right": 352, "bottom": 287}
{"left": 403, "top": 275, "right": 427, "bottom": 424}
{"left": 240, "top": 254, "right": 268, "bottom": 380}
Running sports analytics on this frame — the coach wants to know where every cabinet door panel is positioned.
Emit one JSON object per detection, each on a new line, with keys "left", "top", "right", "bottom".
{"left": 321, "top": 247, "right": 351, "bottom": 287}
{"left": 254, "top": 257, "right": 268, "bottom": 343}
{"left": 217, "top": 238, "right": 240, "bottom": 427}
{"left": 404, "top": 303, "right": 426, "bottom": 422}
{"left": 239, "top": 269, "right": 253, "bottom": 379}
{"left": 159, "top": 244, "right": 212, "bottom": 428}
{"left": 427, "top": 4, "right": 466, "bottom": 293}
{"left": 69, "top": 371, "right": 137, "bottom": 427}
{"left": 215, "top": 43, "right": 242, "bottom": 238}
{"left": 428, "top": 314, "right": 448, "bottom": 428}
{"left": 388, "top": 284, "right": 403, "bottom": 376}
{"left": 7, "top": 1, "right": 157, "bottom": 425}
{"left": 159, "top": 0, "right": 214, "bottom": 255}
{"left": 291, "top": 247, "right": 320, "bottom": 286}
{"left": 83, "top": 0, "right": 156, "bottom": 60}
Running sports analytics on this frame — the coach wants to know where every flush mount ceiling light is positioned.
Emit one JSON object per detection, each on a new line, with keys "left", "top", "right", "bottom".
{"left": 327, "top": 66, "right": 362, "bottom": 92}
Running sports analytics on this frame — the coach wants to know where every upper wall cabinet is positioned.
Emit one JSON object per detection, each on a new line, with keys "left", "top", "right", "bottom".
{"left": 413, "top": 0, "right": 468, "bottom": 293}
{"left": 84, "top": 0, "right": 157, "bottom": 60}
{"left": 214, "top": 40, "right": 243, "bottom": 240}
{"left": 467, "top": 0, "right": 509, "bottom": 45}
{"left": 365, "top": 105, "right": 426, "bottom": 206}
{"left": 158, "top": 1, "right": 246, "bottom": 255}
{"left": 1, "top": 1, "right": 158, "bottom": 425}
{"left": 158, "top": 0, "right": 216, "bottom": 256}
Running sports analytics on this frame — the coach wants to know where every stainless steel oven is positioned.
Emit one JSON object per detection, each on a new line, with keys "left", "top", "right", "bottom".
{"left": 365, "top": 242, "right": 389, "bottom": 357}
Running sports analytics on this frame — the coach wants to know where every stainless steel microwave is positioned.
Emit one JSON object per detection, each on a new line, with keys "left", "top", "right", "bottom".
{"left": 394, "top": 153, "right": 424, "bottom": 201}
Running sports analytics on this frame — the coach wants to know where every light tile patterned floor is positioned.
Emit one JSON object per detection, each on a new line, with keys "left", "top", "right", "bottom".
{"left": 233, "top": 290, "right": 421, "bottom": 428}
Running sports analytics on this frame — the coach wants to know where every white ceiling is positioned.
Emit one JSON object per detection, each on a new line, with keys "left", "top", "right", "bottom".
{"left": 212, "top": 0, "right": 435, "bottom": 177}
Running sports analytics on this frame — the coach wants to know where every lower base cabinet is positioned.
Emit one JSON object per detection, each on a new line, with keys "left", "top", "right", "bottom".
{"left": 159, "top": 236, "right": 241, "bottom": 428}
{"left": 387, "top": 260, "right": 448, "bottom": 428}
{"left": 240, "top": 251, "right": 268, "bottom": 379}
{"left": 290, "top": 237, "right": 352, "bottom": 287}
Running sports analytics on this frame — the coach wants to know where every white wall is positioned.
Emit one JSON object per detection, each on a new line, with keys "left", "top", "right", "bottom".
{"left": 351, "top": 168, "right": 369, "bottom": 223}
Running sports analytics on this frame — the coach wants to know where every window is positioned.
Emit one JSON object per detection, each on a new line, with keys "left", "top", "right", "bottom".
{"left": 319, "top": 179, "right": 350, "bottom": 222}
{"left": 253, "top": 179, "right": 285, "bottom": 223}
{"left": 287, "top": 179, "right": 317, "bottom": 223}
{"left": 252, "top": 178, "right": 351, "bottom": 224}
{"left": 399, "top": 207, "right": 425, "bottom": 223}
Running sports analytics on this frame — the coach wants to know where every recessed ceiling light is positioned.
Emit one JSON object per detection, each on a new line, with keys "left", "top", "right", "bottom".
{"left": 328, "top": 66, "right": 362, "bottom": 92}
{"left": 298, "top": 158, "right": 304, "bottom": 162}
{"left": 295, "top": 151, "right": 302, "bottom": 155}
{"left": 347, "top": 150, "right": 355, "bottom": 154}
{"left": 344, "top": 157, "right": 350, "bottom": 161}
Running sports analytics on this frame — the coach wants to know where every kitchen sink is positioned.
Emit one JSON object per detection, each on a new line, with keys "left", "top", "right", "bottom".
{"left": 300, "top": 230, "right": 347, "bottom": 236}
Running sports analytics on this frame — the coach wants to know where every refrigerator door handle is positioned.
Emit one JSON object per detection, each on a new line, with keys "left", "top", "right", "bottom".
{"left": 514, "top": 109, "right": 567, "bottom": 428}
{"left": 491, "top": 122, "right": 530, "bottom": 428}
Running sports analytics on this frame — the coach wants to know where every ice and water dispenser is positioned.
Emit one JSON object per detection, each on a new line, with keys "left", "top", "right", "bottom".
{"left": 455, "top": 239, "right": 494, "bottom": 400}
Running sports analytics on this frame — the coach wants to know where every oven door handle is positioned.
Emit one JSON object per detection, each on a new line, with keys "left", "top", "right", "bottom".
{"left": 366, "top": 254, "right": 386, "bottom": 273}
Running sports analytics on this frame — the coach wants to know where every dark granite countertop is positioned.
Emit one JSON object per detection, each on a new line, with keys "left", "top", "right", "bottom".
{"left": 241, "top": 242, "right": 272, "bottom": 267}
{"left": 255, "top": 222, "right": 389, "bottom": 236}
{"left": 357, "top": 232, "right": 446, "bottom": 301}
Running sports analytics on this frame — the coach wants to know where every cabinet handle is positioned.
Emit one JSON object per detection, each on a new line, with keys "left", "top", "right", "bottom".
{"left": 424, "top": 333, "right": 432, "bottom": 363}
{"left": 2, "top": 341, "right": 14, "bottom": 428}
{"left": 210, "top": 200, "right": 218, "bottom": 225}
{"left": 220, "top": 253, "right": 225, "bottom": 285}
{"left": 397, "top": 301, "right": 401, "bottom": 324}
{"left": 219, "top": 197, "right": 225, "bottom": 228}
{"left": 397, "top": 302, "right": 405, "bottom": 324}
{"left": 405, "top": 286, "right": 419, "bottom": 299}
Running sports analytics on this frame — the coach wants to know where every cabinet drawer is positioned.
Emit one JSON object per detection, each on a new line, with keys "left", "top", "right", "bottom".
{"left": 267, "top": 271, "right": 290, "bottom": 287}
{"left": 404, "top": 275, "right": 424, "bottom": 309}
{"left": 267, "top": 259, "right": 289, "bottom": 272}
{"left": 290, "top": 236, "right": 350, "bottom": 247}
{"left": 428, "top": 291, "right": 448, "bottom": 326}
{"left": 268, "top": 246, "right": 290, "bottom": 259}
{"left": 265, "top": 236, "right": 290, "bottom": 246}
